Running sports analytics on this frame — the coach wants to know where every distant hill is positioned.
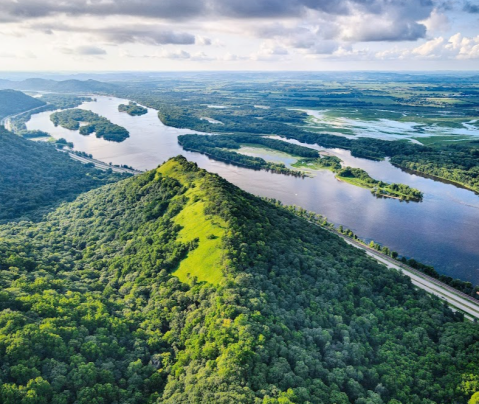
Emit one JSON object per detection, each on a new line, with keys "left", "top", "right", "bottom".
{"left": 0, "top": 89, "right": 45, "bottom": 119}
{"left": 0, "top": 126, "right": 126, "bottom": 221}
{"left": 0, "top": 155, "right": 478, "bottom": 403}
{"left": 0, "top": 78, "right": 118, "bottom": 93}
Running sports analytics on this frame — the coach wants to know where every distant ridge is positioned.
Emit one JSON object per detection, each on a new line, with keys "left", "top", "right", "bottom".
{"left": 0, "top": 78, "right": 118, "bottom": 93}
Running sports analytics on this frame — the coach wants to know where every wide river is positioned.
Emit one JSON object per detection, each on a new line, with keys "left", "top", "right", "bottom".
{"left": 27, "top": 96, "right": 479, "bottom": 284}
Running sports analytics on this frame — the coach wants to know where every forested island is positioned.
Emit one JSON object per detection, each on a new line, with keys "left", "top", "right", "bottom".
{"left": 50, "top": 109, "right": 130, "bottom": 142}
{"left": 178, "top": 134, "right": 308, "bottom": 177}
{"left": 180, "top": 134, "right": 424, "bottom": 200}
{"left": 294, "top": 155, "right": 423, "bottom": 200}
{"left": 0, "top": 153, "right": 479, "bottom": 403}
{"left": 8, "top": 94, "right": 92, "bottom": 138}
{"left": 118, "top": 101, "right": 148, "bottom": 116}
{"left": 336, "top": 167, "right": 424, "bottom": 201}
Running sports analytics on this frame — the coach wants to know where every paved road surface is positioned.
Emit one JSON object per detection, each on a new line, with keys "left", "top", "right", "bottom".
{"left": 311, "top": 222, "right": 479, "bottom": 320}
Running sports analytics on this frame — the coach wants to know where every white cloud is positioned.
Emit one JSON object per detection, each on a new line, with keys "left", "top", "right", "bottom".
{"left": 421, "top": 9, "right": 450, "bottom": 33}
{"left": 375, "top": 33, "right": 479, "bottom": 60}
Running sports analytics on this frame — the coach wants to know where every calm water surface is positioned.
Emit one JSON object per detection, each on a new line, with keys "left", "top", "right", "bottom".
{"left": 27, "top": 96, "right": 479, "bottom": 283}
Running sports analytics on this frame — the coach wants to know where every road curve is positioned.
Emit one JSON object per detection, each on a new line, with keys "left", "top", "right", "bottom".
{"left": 311, "top": 222, "right": 479, "bottom": 320}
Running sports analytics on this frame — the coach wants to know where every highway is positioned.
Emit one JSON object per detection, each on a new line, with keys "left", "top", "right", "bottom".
{"left": 67, "top": 152, "right": 143, "bottom": 175}
{"left": 0, "top": 104, "right": 50, "bottom": 131}
{"left": 310, "top": 222, "right": 479, "bottom": 320}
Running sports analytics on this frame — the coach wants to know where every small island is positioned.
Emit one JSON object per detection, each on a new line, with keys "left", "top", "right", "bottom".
{"left": 118, "top": 102, "right": 148, "bottom": 116}
{"left": 50, "top": 109, "right": 129, "bottom": 142}
{"left": 294, "top": 156, "right": 424, "bottom": 201}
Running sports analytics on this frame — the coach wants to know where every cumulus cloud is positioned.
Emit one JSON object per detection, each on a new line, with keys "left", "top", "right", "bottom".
{"left": 249, "top": 41, "right": 290, "bottom": 61}
{"left": 376, "top": 33, "right": 479, "bottom": 60}
{"left": 31, "top": 23, "right": 199, "bottom": 45}
{"left": 1, "top": 0, "right": 435, "bottom": 44}
{"left": 129, "top": 49, "right": 214, "bottom": 61}
{"left": 421, "top": 9, "right": 450, "bottom": 33}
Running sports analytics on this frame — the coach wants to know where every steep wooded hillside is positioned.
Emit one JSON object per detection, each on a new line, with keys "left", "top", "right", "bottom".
{"left": 0, "top": 90, "right": 45, "bottom": 119}
{"left": 0, "top": 156, "right": 478, "bottom": 404}
{"left": 0, "top": 127, "right": 126, "bottom": 221}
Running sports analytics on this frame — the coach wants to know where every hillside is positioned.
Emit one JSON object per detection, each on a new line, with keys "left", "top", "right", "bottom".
{"left": 0, "top": 89, "right": 45, "bottom": 119}
{"left": 0, "top": 126, "right": 127, "bottom": 221}
{"left": 0, "top": 155, "right": 478, "bottom": 403}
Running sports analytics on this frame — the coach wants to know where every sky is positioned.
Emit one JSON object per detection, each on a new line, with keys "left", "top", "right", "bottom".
{"left": 0, "top": 0, "right": 478, "bottom": 71}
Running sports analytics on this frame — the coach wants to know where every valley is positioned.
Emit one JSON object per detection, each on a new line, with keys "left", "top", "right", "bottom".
{"left": 21, "top": 92, "right": 479, "bottom": 285}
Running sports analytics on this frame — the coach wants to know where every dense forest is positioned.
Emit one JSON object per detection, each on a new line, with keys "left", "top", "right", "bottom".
{"left": 0, "top": 89, "right": 45, "bottom": 119}
{"left": 50, "top": 109, "right": 130, "bottom": 142}
{"left": 0, "top": 126, "right": 127, "bottom": 221}
{"left": 119, "top": 102, "right": 148, "bottom": 116}
{"left": 1, "top": 154, "right": 479, "bottom": 403}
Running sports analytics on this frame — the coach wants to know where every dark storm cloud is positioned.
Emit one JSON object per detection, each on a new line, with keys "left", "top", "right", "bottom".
{"left": 0, "top": 0, "right": 434, "bottom": 20}
{"left": 348, "top": 21, "right": 428, "bottom": 42}
{"left": 31, "top": 23, "right": 199, "bottom": 45}
{"left": 98, "top": 28, "right": 197, "bottom": 45}
{"left": 0, "top": 0, "right": 440, "bottom": 42}
{"left": 0, "top": 0, "right": 204, "bottom": 21}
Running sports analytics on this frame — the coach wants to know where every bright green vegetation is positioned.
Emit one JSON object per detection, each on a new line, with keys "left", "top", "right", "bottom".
{"left": 336, "top": 167, "right": 424, "bottom": 201}
{"left": 0, "top": 126, "right": 127, "bottom": 222}
{"left": 292, "top": 155, "right": 342, "bottom": 171}
{"left": 158, "top": 160, "right": 227, "bottom": 285}
{"left": 293, "top": 155, "right": 424, "bottom": 201}
{"left": 50, "top": 109, "right": 130, "bottom": 142}
{"left": 1, "top": 155, "right": 479, "bottom": 403}
{"left": 0, "top": 89, "right": 45, "bottom": 119}
{"left": 178, "top": 134, "right": 312, "bottom": 177}
{"left": 118, "top": 101, "right": 148, "bottom": 116}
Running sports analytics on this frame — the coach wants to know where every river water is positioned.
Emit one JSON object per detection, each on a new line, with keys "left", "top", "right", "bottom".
{"left": 26, "top": 96, "right": 479, "bottom": 284}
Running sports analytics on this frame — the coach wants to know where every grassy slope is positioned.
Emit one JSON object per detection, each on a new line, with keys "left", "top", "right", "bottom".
{"left": 158, "top": 159, "right": 227, "bottom": 284}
